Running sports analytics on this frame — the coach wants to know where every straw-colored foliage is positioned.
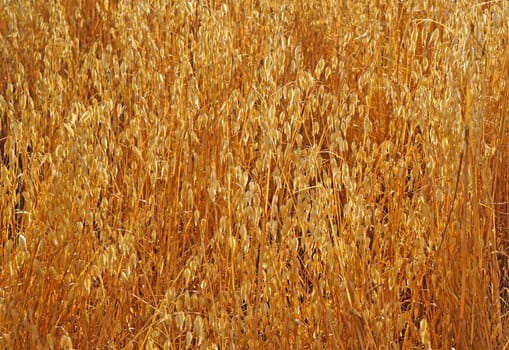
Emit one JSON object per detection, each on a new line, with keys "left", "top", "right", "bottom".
{"left": 1, "top": 0, "right": 509, "bottom": 348}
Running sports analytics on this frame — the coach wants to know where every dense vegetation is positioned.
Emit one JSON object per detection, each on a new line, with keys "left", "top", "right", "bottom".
{"left": 1, "top": 0, "right": 509, "bottom": 348}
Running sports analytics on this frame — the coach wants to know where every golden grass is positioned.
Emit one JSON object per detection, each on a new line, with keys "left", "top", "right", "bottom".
{"left": 1, "top": 0, "right": 509, "bottom": 348}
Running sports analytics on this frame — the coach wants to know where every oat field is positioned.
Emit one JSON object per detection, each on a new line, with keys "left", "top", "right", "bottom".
{"left": 1, "top": 0, "right": 509, "bottom": 348}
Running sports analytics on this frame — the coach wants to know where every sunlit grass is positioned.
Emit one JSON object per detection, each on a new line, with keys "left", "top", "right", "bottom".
{"left": 1, "top": 0, "right": 508, "bottom": 348}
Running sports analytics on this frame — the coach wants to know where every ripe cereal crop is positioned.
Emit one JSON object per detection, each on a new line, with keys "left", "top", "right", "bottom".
{"left": 1, "top": 0, "right": 509, "bottom": 348}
